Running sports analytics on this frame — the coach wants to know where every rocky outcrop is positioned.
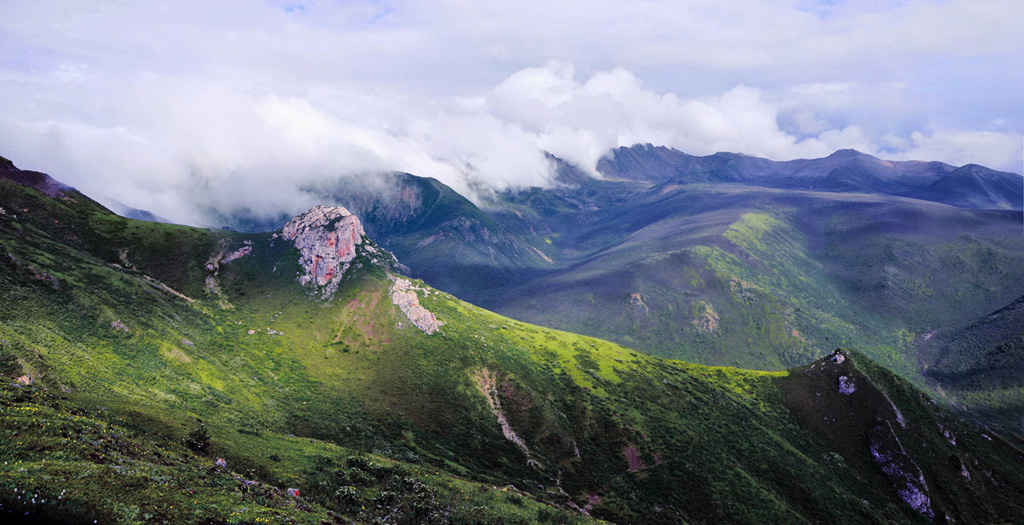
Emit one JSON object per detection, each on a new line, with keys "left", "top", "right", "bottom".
{"left": 691, "top": 301, "right": 720, "bottom": 333}
{"left": 283, "top": 205, "right": 365, "bottom": 297}
{"left": 473, "top": 368, "right": 540, "bottom": 468}
{"left": 204, "top": 240, "right": 253, "bottom": 308}
{"left": 869, "top": 421, "right": 934, "bottom": 518}
{"left": 220, "top": 244, "right": 252, "bottom": 265}
{"left": 390, "top": 278, "right": 442, "bottom": 334}
{"left": 838, "top": 375, "right": 856, "bottom": 395}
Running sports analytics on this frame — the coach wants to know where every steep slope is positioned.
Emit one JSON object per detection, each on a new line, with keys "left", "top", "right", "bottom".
{"left": 0, "top": 174, "right": 589, "bottom": 524}
{"left": 309, "top": 172, "right": 558, "bottom": 299}
{"left": 190, "top": 149, "right": 1024, "bottom": 434}
{"left": 3, "top": 165, "right": 1024, "bottom": 523}
{"left": 0, "top": 156, "right": 74, "bottom": 198}
{"left": 486, "top": 184, "right": 1024, "bottom": 378}
{"left": 918, "top": 294, "right": 1024, "bottom": 438}
{"left": 193, "top": 149, "right": 1023, "bottom": 379}
{"left": 906, "top": 164, "right": 1024, "bottom": 210}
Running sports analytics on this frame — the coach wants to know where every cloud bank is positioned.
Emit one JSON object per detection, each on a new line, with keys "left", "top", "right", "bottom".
{"left": 0, "top": 1, "right": 1020, "bottom": 225}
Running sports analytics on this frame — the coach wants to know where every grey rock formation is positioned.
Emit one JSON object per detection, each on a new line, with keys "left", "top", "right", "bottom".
{"left": 838, "top": 375, "right": 856, "bottom": 395}
{"left": 390, "top": 277, "right": 442, "bottom": 334}
{"left": 283, "top": 205, "right": 365, "bottom": 297}
{"left": 869, "top": 422, "right": 934, "bottom": 518}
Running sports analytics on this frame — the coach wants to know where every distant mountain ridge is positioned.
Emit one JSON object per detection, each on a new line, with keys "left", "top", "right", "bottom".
{"left": 596, "top": 144, "right": 1022, "bottom": 210}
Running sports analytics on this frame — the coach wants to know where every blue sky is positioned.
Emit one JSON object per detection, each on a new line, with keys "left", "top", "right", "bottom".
{"left": 0, "top": 0, "right": 1020, "bottom": 224}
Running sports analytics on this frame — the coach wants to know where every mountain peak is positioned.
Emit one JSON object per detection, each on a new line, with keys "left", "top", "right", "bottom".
{"left": 826, "top": 148, "right": 870, "bottom": 160}
{"left": 282, "top": 205, "right": 367, "bottom": 296}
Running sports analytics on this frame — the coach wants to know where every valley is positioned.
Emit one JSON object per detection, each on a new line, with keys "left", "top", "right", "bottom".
{"left": 213, "top": 146, "right": 1024, "bottom": 439}
{"left": 1, "top": 152, "right": 1023, "bottom": 523}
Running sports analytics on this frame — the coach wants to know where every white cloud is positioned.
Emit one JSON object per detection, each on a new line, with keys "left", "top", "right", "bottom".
{"left": 0, "top": 0, "right": 1021, "bottom": 224}
{"left": 893, "top": 130, "right": 1023, "bottom": 171}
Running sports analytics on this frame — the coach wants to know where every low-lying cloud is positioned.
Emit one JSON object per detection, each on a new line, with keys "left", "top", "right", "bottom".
{"left": 1, "top": 60, "right": 1020, "bottom": 227}
{"left": 0, "top": 1, "right": 1020, "bottom": 226}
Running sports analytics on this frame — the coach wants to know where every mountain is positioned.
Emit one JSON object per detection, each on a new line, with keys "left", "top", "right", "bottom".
{"left": 918, "top": 294, "right": 1024, "bottom": 438}
{"left": 3, "top": 161, "right": 1024, "bottom": 523}
{"left": 595, "top": 145, "right": 1022, "bottom": 210}
{"left": 483, "top": 150, "right": 1024, "bottom": 380}
{"left": 906, "top": 163, "right": 1024, "bottom": 210}
{"left": 211, "top": 172, "right": 557, "bottom": 301}
{"left": 306, "top": 172, "right": 558, "bottom": 299}
{"left": 0, "top": 155, "right": 74, "bottom": 198}
{"left": 489, "top": 183, "right": 1024, "bottom": 376}
{"left": 202, "top": 146, "right": 1024, "bottom": 431}
{"left": 103, "top": 198, "right": 171, "bottom": 224}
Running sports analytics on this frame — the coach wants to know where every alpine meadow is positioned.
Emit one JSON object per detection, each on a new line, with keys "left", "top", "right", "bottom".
{"left": 2, "top": 1, "right": 1024, "bottom": 524}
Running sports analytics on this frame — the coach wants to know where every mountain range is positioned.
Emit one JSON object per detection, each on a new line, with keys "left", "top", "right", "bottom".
{"left": 1, "top": 150, "right": 1023, "bottom": 523}
{"left": 211, "top": 145, "right": 1024, "bottom": 436}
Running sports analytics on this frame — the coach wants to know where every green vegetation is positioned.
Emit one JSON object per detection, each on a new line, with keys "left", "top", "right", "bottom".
{"left": 488, "top": 184, "right": 1024, "bottom": 395}
{"left": 1, "top": 178, "right": 1023, "bottom": 523}
{"left": 916, "top": 294, "right": 1024, "bottom": 439}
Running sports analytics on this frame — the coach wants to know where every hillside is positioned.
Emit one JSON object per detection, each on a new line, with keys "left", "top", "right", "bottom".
{"left": 918, "top": 294, "right": 1024, "bottom": 439}
{"left": 193, "top": 147, "right": 1024, "bottom": 433}
{"left": 490, "top": 185, "right": 1024, "bottom": 376}
{"left": 210, "top": 171, "right": 558, "bottom": 300}
{"left": 3, "top": 161, "right": 1024, "bottom": 523}
{"left": 248, "top": 149, "right": 1024, "bottom": 380}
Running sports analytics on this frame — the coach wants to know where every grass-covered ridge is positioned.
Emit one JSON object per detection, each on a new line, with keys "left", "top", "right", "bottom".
{"left": 1, "top": 178, "right": 1023, "bottom": 523}
{"left": 486, "top": 183, "right": 1024, "bottom": 390}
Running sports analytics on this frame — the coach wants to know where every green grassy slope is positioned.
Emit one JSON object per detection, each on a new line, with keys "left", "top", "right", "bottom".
{"left": 917, "top": 294, "right": 1024, "bottom": 439}
{"left": 202, "top": 162, "right": 1024, "bottom": 425}
{"left": 1, "top": 178, "right": 1023, "bottom": 523}
{"left": 486, "top": 185, "right": 1024, "bottom": 382}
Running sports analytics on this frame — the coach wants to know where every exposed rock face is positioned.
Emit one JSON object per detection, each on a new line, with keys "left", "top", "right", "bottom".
{"left": 220, "top": 244, "right": 252, "bottom": 265}
{"left": 473, "top": 368, "right": 540, "bottom": 468}
{"left": 881, "top": 390, "right": 907, "bottom": 428}
{"left": 838, "top": 375, "right": 856, "bottom": 395}
{"left": 692, "top": 301, "right": 720, "bottom": 333}
{"left": 204, "top": 240, "right": 254, "bottom": 308}
{"left": 283, "top": 205, "right": 365, "bottom": 297}
{"left": 783, "top": 349, "right": 937, "bottom": 519}
{"left": 390, "top": 278, "right": 442, "bottom": 334}
{"left": 869, "top": 422, "right": 934, "bottom": 518}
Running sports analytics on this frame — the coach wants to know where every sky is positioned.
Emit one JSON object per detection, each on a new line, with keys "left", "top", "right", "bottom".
{"left": 0, "top": 0, "right": 1022, "bottom": 225}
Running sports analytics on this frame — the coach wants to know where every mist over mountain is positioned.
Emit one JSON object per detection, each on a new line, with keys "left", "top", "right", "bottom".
{"left": 2, "top": 156, "right": 1024, "bottom": 523}
{"left": 4, "top": 1, "right": 1024, "bottom": 522}
{"left": 197, "top": 144, "right": 1024, "bottom": 438}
